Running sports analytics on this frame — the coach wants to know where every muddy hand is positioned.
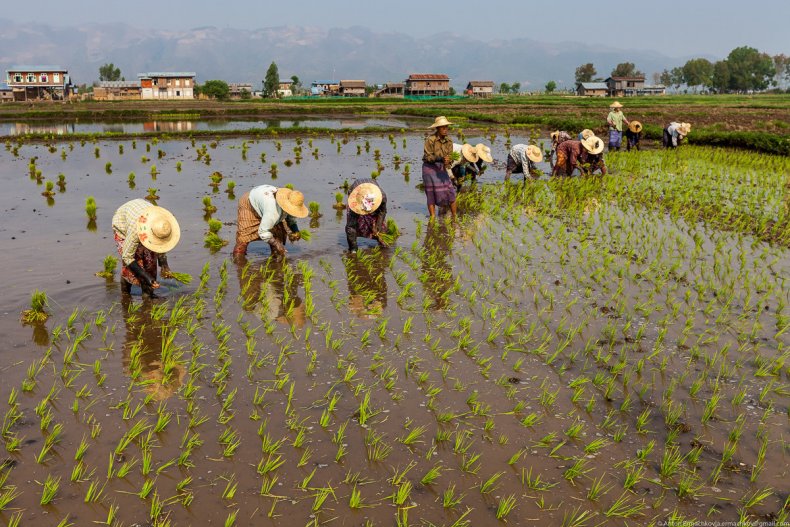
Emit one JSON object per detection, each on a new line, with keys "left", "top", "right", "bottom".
{"left": 160, "top": 268, "right": 174, "bottom": 279}
{"left": 288, "top": 232, "right": 301, "bottom": 242}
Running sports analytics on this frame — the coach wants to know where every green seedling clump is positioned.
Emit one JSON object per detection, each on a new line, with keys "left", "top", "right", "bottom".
{"left": 95, "top": 255, "right": 118, "bottom": 278}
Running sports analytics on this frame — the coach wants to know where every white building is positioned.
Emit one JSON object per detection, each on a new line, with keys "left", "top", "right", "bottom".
{"left": 138, "top": 72, "right": 196, "bottom": 100}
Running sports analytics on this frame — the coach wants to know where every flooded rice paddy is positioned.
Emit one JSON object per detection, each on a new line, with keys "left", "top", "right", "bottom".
{"left": 0, "top": 127, "right": 788, "bottom": 526}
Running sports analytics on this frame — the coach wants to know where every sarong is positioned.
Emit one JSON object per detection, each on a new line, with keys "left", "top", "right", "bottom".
{"left": 506, "top": 154, "right": 524, "bottom": 175}
{"left": 608, "top": 129, "right": 622, "bottom": 148}
{"left": 422, "top": 162, "right": 456, "bottom": 207}
{"left": 115, "top": 232, "right": 157, "bottom": 286}
{"left": 236, "top": 191, "right": 289, "bottom": 245}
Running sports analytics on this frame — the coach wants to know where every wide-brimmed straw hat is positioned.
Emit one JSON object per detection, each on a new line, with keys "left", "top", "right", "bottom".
{"left": 348, "top": 182, "right": 383, "bottom": 215}
{"left": 137, "top": 206, "right": 180, "bottom": 253}
{"left": 550, "top": 131, "right": 560, "bottom": 142}
{"left": 628, "top": 120, "right": 643, "bottom": 133}
{"left": 678, "top": 122, "right": 691, "bottom": 136}
{"left": 276, "top": 188, "right": 309, "bottom": 218}
{"left": 609, "top": 101, "right": 623, "bottom": 109}
{"left": 429, "top": 116, "right": 453, "bottom": 129}
{"left": 474, "top": 143, "right": 493, "bottom": 163}
{"left": 526, "top": 144, "right": 543, "bottom": 163}
{"left": 581, "top": 135, "right": 605, "bottom": 155}
{"left": 580, "top": 129, "right": 594, "bottom": 140}
{"left": 461, "top": 144, "right": 479, "bottom": 164}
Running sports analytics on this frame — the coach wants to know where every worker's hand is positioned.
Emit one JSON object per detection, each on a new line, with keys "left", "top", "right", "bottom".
{"left": 160, "top": 267, "right": 174, "bottom": 279}
{"left": 151, "top": 281, "right": 161, "bottom": 289}
{"left": 269, "top": 238, "right": 287, "bottom": 256}
{"left": 443, "top": 155, "right": 451, "bottom": 166}
{"left": 288, "top": 232, "right": 301, "bottom": 242}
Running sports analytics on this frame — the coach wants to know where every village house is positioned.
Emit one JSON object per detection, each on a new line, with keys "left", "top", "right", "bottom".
{"left": 311, "top": 80, "right": 340, "bottom": 96}
{"left": 0, "top": 82, "right": 13, "bottom": 103}
{"left": 576, "top": 82, "right": 609, "bottom": 97}
{"left": 6, "top": 65, "right": 72, "bottom": 101}
{"left": 639, "top": 84, "right": 667, "bottom": 96}
{"left": 138, "top": 72, "right": 195, "bottom": 100}
{"left": 606, "top": 76, "right": 645, "bottom": 97}
{"left": 93, "top": 81, "right": 142, "bottom": 101}
{"left": 373, "top": 83, "right": 404, "bottom": 98}
{"left": 340, "top": 80, "right": 366, "bottom": 97}
{"left": 228, "top": 83, "right": 253, "bottom": 99}
{"left": 277, "top": 80, "right": 293, "bottom": 97}
{"left": 404, "top": 74, "right": 450, "bottom": 97}
{"left": 466, "top": 80, "right": 494, "bottom": 98}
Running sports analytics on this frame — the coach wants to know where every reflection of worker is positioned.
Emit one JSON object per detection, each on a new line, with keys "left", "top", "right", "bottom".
{"left": 505, "top": 144, "right": 543, "bottom": 181}
{"left": 346, "top": 179, "right": 387, "bottom": 252}
{"left": 112, "top": 199, "right": 181, "bottom": 298}
{"left": 233, "top": 185, "right": 308, "bottom": 257}
{"left": 120, "top": 295, "right": 184, "bottom": 401}
{"left": 552, "top": 136, "right": 606, "bottom": 177}
{"left": 343, "top": 248, "right": 388, "bottom": 319}
{"left": 420, "top": 223, "right": 456, "bottom": 311}
{"left": 233, "top": 255, "right": 305, "bottom": 327}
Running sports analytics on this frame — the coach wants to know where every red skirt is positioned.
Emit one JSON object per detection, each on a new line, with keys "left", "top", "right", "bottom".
{"left": 115, "top": 232, "right": 157, "bottom": 286}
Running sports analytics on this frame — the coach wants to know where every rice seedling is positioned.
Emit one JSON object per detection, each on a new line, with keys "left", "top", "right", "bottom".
{"left": 95, "top": 255, "right": 117, "bottom": 278}
{"left": 39, "top": 474, "right": 60, "bottom": 505}
{"left": 85, "top": 196, "right": 97, "bottom": 220}
{"left": 21, "top": 289, "right": 49, "bottom": 323}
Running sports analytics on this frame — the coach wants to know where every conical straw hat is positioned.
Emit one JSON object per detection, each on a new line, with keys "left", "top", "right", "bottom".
{"left": 609, "top": 101, "right": 623, "bottom": 109}
{"left": 526, "top": 145, "right": 543, "bottom": 163}
{"left": 137, "top": 206, "right": 180, "bottom": 253}
{"left": 348, "top": 182, "right": 383, "bottom": 216}
{"left": 581, "top": 135, "right": 605, "bottom": 155}
{"left": 628, "top": 120, "right": 642, "bottom": 133}
{"left": 429, "top": 116, "right": 453, "bottom": 129}
{"left": 461, "top": 144, "right": 479, "bottom": 163}
{"left": 474, "top": 143, "right": 493, "bottom": 163}
{"left": 276, "top": 188, "right": 309, "bottom": 218}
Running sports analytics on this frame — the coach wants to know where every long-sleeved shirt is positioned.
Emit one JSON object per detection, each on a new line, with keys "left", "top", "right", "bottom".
{"left": 607, "top": 110, "right": 627, "bottom": 131}
{"left": 112, "top": 199, "right": 155, "bottom": 265}
{"left": 449, "top": 143, "right": 480, "bottom": 174}
{"left": 509, "top": 144, "right": 536, "bottom": 170}
{"left": 423, "top": 134, "right": 453, "bottom": 164}
{"left": 665, "top": 122, "right": 684, "bottom": 147}
{"left": 554, "top": 140, "right": 607, "bottom": 175}
{"left": 551, "top": 131, "right": 572, "bottom": 150}
{"left": 248, "top": 185, "right": 299, "bottom": 242}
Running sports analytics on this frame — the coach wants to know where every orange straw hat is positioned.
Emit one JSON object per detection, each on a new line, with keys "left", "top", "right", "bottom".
{"left": 526, "top": 145, "right": 543, "bottom": 163}
{"left": 276, "top": 188, "right": 309, "bottom": 218}
{"left": 628, "top": 120, "right": 643, "bottom": 133}
{"left": 348, "top": 182, "right": 383, "bottom": 216}
{"left": 137, "top": 206, "right": 180, "bottom": 253}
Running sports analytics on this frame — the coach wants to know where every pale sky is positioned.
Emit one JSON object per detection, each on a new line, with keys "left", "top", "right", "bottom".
{"left": 3, "top": 0, "right": 788, "bottom": 58}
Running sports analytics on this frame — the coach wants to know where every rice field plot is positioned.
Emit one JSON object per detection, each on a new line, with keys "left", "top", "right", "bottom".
{"left": 0, "top": 128, "right": 787, "bottom": 526}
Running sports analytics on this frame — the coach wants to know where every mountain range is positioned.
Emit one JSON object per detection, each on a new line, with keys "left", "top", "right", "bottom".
{"left": 0, "top": 19, "right": 695, "bottom": 89}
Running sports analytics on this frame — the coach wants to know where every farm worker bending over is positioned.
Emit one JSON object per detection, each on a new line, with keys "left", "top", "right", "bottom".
{"left": 112, "top": 199, "right": 181, "bottom": 297}
{"left": 505, "top": 144, "right": 543, "bottom": 181}
{"left": 625, "top": 121, "right": 643, "bottom": 151}
{"left": 662, "top": 122, "right": 691, "bottom": 148}
{"left": 607, "top": 101, "right": 630, "bottom": 151}
{"left": 550, "top": 131, "right": 573, "bottom": 166}
{"left": 422, "top": 116, "right": 458, "bottom": 220}
{"left": 552, "top": 135, "right": 607, "bottom": 177}
{"left": 345, "top": 178, "right": 388, "bottom": 252}
{"left": 474, "top": 143, "right": 494, "bottom": 173}
{"left": 448, "top": 143, "right": 480, "bottom": 190}
{"left": 232, "top": 184, "right": 308, "bottom": 257}
{"left": 578, "top": 129, "right": 595, "bottom": 142}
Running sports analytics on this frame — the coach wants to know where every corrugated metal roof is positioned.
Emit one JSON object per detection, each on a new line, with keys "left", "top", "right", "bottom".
{"left": 138, "top": 72, "right": 196, "bottom": 78}
{"left": 578, "top": 82, "right": 608, "bottom": 89}
{"left": 8, "top": 65, "right": 66, "bottom": 72}
{"left": 98, "top": 81, "right": 141, "bottom": 88}
{"left": 407, "top": 74, "right": 449, "bottom": 80}
{"left": 312, "top": 80, "right": 339, "bottom": 85}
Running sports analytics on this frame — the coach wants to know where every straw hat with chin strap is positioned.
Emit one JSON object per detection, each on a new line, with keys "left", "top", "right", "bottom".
{"left": 137, "top": 206, "right": 180, "bottom": 253}
{"left": 461, "top": 144, "right": 479, "bottom": 164}
{"left": 609, "top": 101, "right": 623, "bottom": 109}
{"left": 581, "top": 135, "right": 605, "bottom": 155}
{"left": 628, "top": 121, "right": 643, "bottom": 133}
{"left": 276, "top": 188, "right": 309, "bottom": 218}
{"left": 526, "top": 144, "right": 543, "bottom": 163}
{"left": 429, "top": 116, "right": 453, "bottom": 129}
{"left": 348, "top": 182, "right": 384, "bottom": 216}
{"left": 474, "top": 143, "right": 493, "bottom": 163}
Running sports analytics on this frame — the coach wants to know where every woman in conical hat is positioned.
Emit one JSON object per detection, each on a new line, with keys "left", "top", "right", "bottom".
{"left": 448, "top": 143, "right": 480, "bottom": 190}
{"left": 662, "top": 121, "right": 691, "bottom": 149}
{"left": 112, "top": 198, "right": 181, "bottom": 297}
{"left": 346, "top": 178, "right": 387, "bottom": 252}
{"left": 233, "top": 184, "right": 309, "bottom": 257}
{"left": 505, "top": 143, "right": 544, "bottom": 181}
{"left": 422, "top": 116, "right": 457, "bottom": 220}
{"left": 552, "top": 135, "right": 607, "bottom": 177}
{"left": 625, "top": 120, "right": 643, "bottom": 151}
{"left": 607, "top": 101, "right": 630, "bottom": 152}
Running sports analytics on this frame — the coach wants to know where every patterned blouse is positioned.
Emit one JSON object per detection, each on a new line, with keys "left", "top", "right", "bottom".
{"left": 112, "top": 199, "right": 155, "bottom": 265}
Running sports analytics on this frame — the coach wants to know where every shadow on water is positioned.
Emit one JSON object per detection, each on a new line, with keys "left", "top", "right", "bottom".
{"left": 343, "top": 247, "right": 389, "bottom": 320}
{"left": 420, "top": 221, "right": 457, "bottom": 311}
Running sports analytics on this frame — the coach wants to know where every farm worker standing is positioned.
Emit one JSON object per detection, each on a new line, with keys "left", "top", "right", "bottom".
{"left": 422, "top": 116, "right": 457, "bottom": 220}
{"left": 345, "top": 178, "right": 387, "bottom": 252}
{"left": 662, "top": 122, "right": 691, "bottom": 148}
{"left": 552, "top": 135, "right": 607, "bottom": 176}
{"left": 550, "top": 131, "right": 573, "bottom": 166}
{"left": 625, "top": 120, "right": 643, "bottom": 151}
{"left": 607, "top": 101, "right": 630, "bottom": 151}
{"left": 505, "top": 143, "right": 544, "bottom": 181}
{"left": 232, "top": 184, "right": 308, "bottom": 257}
{"left": 448, "top": 143, "right": 480, "bottom": 190}
{"left": 112, "top": 199, "right": 180, "bottom": 297}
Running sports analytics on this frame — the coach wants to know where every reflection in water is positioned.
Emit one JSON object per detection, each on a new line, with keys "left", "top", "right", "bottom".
{"left": 235, "top": 256, "right": 305, "bottom": 328}
{"left": 142, "top": 121, "right": 195, "bottom": 133}
{"left": 420, "top": 222, "right": 456, "bottom": 311}
{"left": 31, "top": 322, "right": 50, "bottom": 347}
{"left": 121, "top": 296, "right": 185, "bottom": 401}
{"left": 343, "top": 248, "right": 389, "bottom": 319}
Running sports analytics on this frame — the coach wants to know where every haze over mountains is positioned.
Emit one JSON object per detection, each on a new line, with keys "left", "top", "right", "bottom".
{"left": 0, "top": 20, "right": 696, "bottom": 89}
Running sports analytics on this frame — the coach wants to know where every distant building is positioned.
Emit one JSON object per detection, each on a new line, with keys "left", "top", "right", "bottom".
{"left": 606, "top": 76, "right": 645, "bottom": 97}
{"left": 277, "top": 80, "right": 293, "bottom": 97}
{"left": 93, "top": 81, "right": 142, "bottom": 101}
{"left": 6, "top": 65, "right": 73, "bottom": 101}
{"left": 138, "top": 72, "right": 196, "bottom": 100}
{"left": 340, "top": 80, "right": 366, "bottom": 97}
{"left": 373, "top": 83, "right": 404, "bottom": 98}
{"left": 311, "top": 80, "right": 340, "bottom": 96}
{"left": 466, "top": 80, "right": 494, "bottom": 97}
{"left": 404, "top": 74, "right": 450, "bottom": 97}
{"left": 639, "top": 84, "right": 666, "bottom": 96}
{"left": 576, "top": 82, "right": 608, "bottom": 97}
{"left": 0, "top": 82, "right": 12, "bottom": 103}
{"left": 228, "top": 83, "right": 253, "bottom": 99}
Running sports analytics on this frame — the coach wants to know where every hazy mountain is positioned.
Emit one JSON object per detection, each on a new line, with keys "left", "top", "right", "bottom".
{"left": 0, "top": 20, "right": 692, "bottom": 88}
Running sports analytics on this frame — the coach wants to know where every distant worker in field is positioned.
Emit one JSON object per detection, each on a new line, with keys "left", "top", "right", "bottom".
{"left": 607, "top": 101, "right": 630, "bottom": 151}
{"left": 662, "top": 122, "right": 691, "bottom": 149}
{"left": 422, "top": 116, "right": 457, "bottom": 220}
{"left": 552, "top": 135, "right": 606, "bottom": 176}
{"left": 550, "top": 131, "right": 573, "bottom": 166}
{"left": 625, "top": 120, "right": 642, "bottom": 151}
{"left": 505, "top": 143, "right": 544, "bottom": 181}
{"left": 448, "top": 143, "right": 480, "bottom": 190}
{"left": 345, "top": 178, "right": 388, "bottom": 252}
{"left": 112, "top": 199, "right": 180, "bottom": 297}
{"left": 232, "top": 184, "right": 308, "bottom": 257}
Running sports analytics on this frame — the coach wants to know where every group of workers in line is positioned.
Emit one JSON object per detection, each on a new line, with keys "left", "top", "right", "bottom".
{"left": 113, "top": 105, "right": 692, "bottom": 297}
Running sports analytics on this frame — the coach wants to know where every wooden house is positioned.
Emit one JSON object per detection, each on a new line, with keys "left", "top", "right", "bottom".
{"left": 639, "top": 84, "right": 666, "bottom": 96}
{"left": 6, "top": 65, "right": 72, "bottom": 101}
{"left": 138, "top": 72, "right": 195, "bottom": 100}
{"left": 340, "top": 80, "right": 366, "bottom": 97}
{"left": 228, "top": 83, "right": 253, "bottom": 99}
{"left": 310, "top": 80, "right": 340, "bottom": 96}
{"left": 606, "top": 76, "right": 645, "bottom": 97}
{"left": 0, "top": 82, "right": 12, "bottom": 103}
{"left": 576, "top": 82, "right": 608, "bottom": 97}
{"left": 373, "top": 83, "right": 404, "bottom": 98}
{"left": 404, "top": 74, "right": 450, "bottom": 97}
{"left": 93, "top": 81, "right": 142, "bottom": 101}
{"left": 466, "top": 80, "right": 494, "bottom": 97}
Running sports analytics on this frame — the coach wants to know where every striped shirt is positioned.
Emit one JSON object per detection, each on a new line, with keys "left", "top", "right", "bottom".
{"left": 509, "top": 144, "right": 534, "bottom": 170}
{"left": 112, "top": 199, "right": 154, "bottom": 264}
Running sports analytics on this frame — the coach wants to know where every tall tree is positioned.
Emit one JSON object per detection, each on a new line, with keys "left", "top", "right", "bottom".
{"left": 773, "top": 54, "right": 790, "bottom": 87}
{"left": 545, "top": 81, "right": 557, "bottom": 93}
{"left": 575, "top": 63, "right": 597, "bottom": 83}
{"left": 499, "top": 82, "right": 511, "bottom": 94}
{"left": 263, "top": 62, "right": 280, "bottom": 98}
{"left": 659, "top": 69, "right": 672, "bottom": 87}
{"left": 611, "top": 62, "right": 644, "bottom": 78}
{"left": 670, "top": 67, "right": 684, "bottom": 89}
{"left": 712, "top": 61, "right": 731, "bottom": 93}
{"left": 726, "top": 46, "right": 775, "bottom": 91}
{"left": 290, "top": 75, "right": 301, "bottom": 91}
{"left": 511, "top": 82, "right": 521, "bottom": 93}
{"left": 682, "top": 58, "right": 714, "bottom": 91}
{"left": 99, "top": 63, "right": 121, "bottom": 82}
